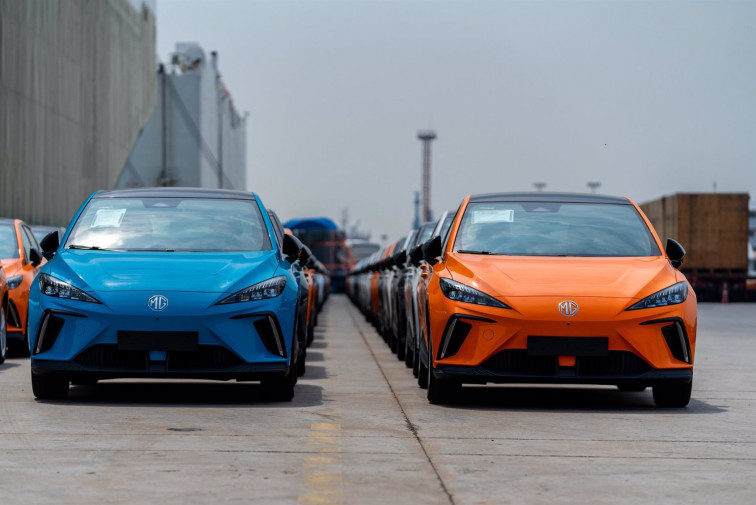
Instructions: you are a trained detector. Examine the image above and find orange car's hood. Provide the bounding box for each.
[446,253,677,300]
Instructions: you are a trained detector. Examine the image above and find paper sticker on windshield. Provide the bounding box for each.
[92,208,126,228]
[471,209,514,224]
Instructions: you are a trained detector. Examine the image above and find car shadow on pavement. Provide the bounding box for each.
[47,382,324,408]
[0,361,23,372]
[441,385,725,414]
[301,364,328,380]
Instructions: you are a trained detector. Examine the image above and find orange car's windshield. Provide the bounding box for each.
[0,223,19,259]
[454,202,660,257]
[66,197,272,252]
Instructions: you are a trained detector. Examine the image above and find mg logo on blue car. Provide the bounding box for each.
[148,295,169,312]
[558,300,578,317]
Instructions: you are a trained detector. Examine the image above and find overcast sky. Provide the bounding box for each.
[157,0,756,242]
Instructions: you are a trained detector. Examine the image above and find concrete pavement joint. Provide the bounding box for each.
[346,302,456,505]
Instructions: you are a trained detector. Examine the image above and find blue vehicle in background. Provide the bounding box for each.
[284,217,354,292]
[29,188,304,401]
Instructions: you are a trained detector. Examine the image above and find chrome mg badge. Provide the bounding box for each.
[558,300,579,317]
[147,295,169,312]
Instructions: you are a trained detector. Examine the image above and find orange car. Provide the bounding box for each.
[1,218,46,355]
[417,193,696,407]
[0,268,7,363]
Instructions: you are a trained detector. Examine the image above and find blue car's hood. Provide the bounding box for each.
[50,250,280,294]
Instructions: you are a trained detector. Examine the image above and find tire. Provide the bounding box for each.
[653,380,692,408]
[404,343,414,369]
[417,350,429,389]
[396,333,405,361]
[71,378,98,386]
[262,368,296,402]
[296,352,306,377]
[617,384,647,392]
[426,335,461,404]
[31,371,69,400]
[0,308,7,365]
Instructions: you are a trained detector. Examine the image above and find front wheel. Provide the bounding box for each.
[261,368,296,402]
[653,380,692,408]
[426,336,460,404]
[31,371,69,400]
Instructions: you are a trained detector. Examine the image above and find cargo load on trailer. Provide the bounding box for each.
[284,217,355,293]
[640,193,753,301]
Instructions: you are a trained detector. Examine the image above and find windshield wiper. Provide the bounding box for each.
[68,245,115,251]
[456,249,495,255]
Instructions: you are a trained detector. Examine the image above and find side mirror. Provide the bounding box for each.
[283,233,302,262]
[410,245,424,266]
[666,238,685,269]
[299,245,312,266]
[422,236,442,265]
[40,230,60,260]
[29,248,43,267]
[394,250,407,267]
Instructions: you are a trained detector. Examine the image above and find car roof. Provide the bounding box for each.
[468,192,630,205]
[94,187,255,200]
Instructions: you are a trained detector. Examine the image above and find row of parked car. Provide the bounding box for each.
[347,192,698,408]
[0,219,65,363]
[4,188,330,402]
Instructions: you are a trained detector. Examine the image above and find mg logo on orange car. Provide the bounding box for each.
[558,300,579,317]
[148,295,168,312]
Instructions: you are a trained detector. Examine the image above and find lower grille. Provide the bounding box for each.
[482,350,558,376]
[578,352,652,376]
[75,345,148,370]
[480,350,652,378]
[73,345,242,371]
[168,346,242,370]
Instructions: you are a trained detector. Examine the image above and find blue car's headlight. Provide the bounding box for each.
[39,273,101,303]
[7,275,23,290]
[439,277,510,309]
[217,276,287,305]
[627,281,688,310]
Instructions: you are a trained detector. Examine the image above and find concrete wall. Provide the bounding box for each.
[0,0,156,226]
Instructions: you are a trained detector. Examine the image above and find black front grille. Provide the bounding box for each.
[168,346,242,370]
[75,345,148,370]
[479,350,652,378]
[578,352,652,376]
[74,344,243,371]
[482,350,558,376]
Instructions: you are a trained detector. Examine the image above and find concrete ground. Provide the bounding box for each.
[0,296,754,504]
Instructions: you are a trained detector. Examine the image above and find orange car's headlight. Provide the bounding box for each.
[439,278,510,309]
[626,281,688,310]
[7,275,23,290]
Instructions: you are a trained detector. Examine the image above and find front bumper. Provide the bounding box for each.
[427,290,697,380]
[29,288,298,380]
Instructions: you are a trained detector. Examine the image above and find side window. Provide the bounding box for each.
[19,225,33,263]
[23,226,40,250]
[267,211,284,250]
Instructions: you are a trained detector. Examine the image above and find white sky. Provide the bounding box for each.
[157,0,756,242]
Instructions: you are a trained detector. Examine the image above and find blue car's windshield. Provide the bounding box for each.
[454,202,660,257]
[66,197,272,252]
[0,223,19,259]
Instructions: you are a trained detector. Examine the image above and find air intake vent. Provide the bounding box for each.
[438,318,472,360]
[254,315,287,358]
[661,323,691,364]
[34,313,65,354]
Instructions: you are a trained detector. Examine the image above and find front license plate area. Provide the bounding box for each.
[527,336,608,357]
[117,331,199,351]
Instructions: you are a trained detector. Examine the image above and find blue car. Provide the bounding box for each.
[29,188,304,401]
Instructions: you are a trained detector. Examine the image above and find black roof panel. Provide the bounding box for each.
[94,187,254,200]
[468,192,630,204]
